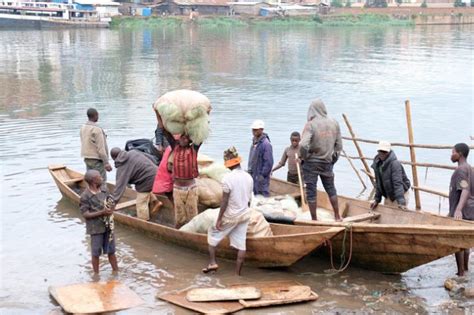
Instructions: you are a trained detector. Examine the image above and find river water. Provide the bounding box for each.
[0,24,473,314]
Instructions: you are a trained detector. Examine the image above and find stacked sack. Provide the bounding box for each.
[153,89,211,145]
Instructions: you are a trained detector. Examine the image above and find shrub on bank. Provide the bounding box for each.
[110,14,414,29]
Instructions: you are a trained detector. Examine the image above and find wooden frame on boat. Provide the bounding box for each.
[48,165,344,268]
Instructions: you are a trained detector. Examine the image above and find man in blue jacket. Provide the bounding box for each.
[248,120,273,197]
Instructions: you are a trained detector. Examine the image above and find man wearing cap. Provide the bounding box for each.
[370,141,411,209]
[204,147,254,275]
[300,99,343,221]
[248,120,273,197]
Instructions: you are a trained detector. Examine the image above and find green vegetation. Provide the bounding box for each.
[345,0,352,7]
[420,0,427,7]
[196,17,247,27]
[454,0,466,7]
[111,14,414,30]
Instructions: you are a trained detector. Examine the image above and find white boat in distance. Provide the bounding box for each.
[0,0,121,28]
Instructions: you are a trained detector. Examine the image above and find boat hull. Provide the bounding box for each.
[49,165,344,268]
[270,178,474,273]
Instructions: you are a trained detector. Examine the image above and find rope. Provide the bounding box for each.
[326,223,353,274]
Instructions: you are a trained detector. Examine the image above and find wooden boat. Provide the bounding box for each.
[269,178,474,273]
[48,165,344,268]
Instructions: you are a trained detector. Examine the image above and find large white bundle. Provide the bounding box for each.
[179,209,272,237]
[196,177,223,208]
[180,208,219,233]
[251,195,301,221]
[153,89,211,145]
[199,163,230,183]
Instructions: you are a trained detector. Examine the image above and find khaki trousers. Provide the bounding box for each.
[136,192,152,221]
[173,185,198,228]
[384,191,410,208]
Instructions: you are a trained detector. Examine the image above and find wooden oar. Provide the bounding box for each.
[295,153,309,212]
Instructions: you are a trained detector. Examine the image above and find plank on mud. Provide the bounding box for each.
[232,280,318,308]
[158,290,244,314]
[49,281,143,314]
[186,286,261,302]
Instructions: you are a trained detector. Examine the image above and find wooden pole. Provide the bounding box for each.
[342,114,376,187]
[405,100,421,210]
[341,136,474,150]
[411,186,448,198]
[342,149,367,189]
[341,154,457,171]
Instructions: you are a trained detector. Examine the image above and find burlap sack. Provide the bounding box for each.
[196,177,222,208]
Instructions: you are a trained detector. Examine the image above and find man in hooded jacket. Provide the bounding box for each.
[300,99,342,221]
[248,120,273,197]
[110,148,157,221]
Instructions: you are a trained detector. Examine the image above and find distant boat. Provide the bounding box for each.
[49,165,345,268]
[0,0,121,28]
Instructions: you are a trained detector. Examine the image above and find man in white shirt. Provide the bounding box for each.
[203,147,253,276]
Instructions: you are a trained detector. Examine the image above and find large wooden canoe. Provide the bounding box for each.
[269,178,474,273]
[49,165,344,268]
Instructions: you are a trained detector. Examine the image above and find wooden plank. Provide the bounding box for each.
[115,199,136,210]
[186,287,261,302]
[49,281,143,314]
[63,177,84,185]
[344,212,380,223]
[158,291,244,314]
[232,281,317,308]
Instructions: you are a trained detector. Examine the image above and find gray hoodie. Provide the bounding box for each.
[112,150,157,202]
[300,99,342,163]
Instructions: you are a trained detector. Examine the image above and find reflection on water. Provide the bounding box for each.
[0,25,472,313]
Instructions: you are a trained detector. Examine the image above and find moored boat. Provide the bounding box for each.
[49,165,344,268]
[0,0,120,28]
[269,178,474,273]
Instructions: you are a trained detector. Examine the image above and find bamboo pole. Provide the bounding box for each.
[342,149,367,189]
[412,186,448,198]
[342,114,376,187]
[341,154,457,171]
[405,100,421,210]
[342,137,474,150]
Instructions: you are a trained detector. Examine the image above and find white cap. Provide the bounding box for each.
[377,141,391,152]
[251,120,265,129]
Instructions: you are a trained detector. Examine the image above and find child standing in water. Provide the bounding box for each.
[79,169,118,274]
[272,131,301,184]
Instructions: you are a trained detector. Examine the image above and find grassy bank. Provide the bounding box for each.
[110,14,414,29]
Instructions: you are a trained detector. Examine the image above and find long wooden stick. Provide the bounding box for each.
[412,186,448,198]
[341,154,457,171]
[342,114,376,187]
[405,100,421,210]
[341,136,474,150]
[342,149,367,189]
[295,153,309,212]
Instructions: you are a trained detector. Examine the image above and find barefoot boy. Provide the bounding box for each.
[272,131,301,184]
[80,170,118,274]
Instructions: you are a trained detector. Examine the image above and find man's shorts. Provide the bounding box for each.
[302,160,337,203]
[208,217,250,251]
[91,231,115,257]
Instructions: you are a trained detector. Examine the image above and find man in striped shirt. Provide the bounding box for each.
[163,129,201,228]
